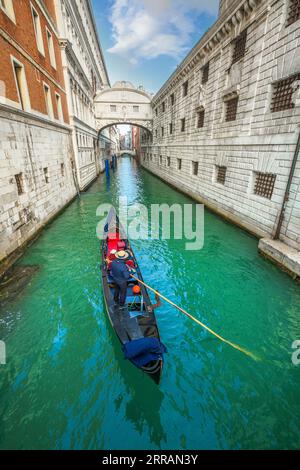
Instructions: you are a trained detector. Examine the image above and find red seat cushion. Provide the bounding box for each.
[107,232,120,254]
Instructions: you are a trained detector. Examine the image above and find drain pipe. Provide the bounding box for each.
[274,128,300,240]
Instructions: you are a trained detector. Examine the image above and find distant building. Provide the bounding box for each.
[54,0,110,189]
[132,126,140,158]
[0,0,76,263]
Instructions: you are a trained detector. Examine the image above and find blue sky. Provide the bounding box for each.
[92,0,219,95]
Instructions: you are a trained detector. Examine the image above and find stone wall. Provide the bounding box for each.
[0,106,76,262]
[141,0,300,250]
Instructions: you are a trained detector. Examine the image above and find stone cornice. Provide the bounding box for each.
[152,0,265,105]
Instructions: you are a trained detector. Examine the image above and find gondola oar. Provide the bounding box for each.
[130,274,260,361]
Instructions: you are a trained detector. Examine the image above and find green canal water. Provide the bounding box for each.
[0,157,300,450]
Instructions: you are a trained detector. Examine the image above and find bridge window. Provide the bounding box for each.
[155,108,158,116]
[167,157,170,167]
[110,105,116,112]
[155,129,158,138]
[159,155,162,165]
[161,126,164,137]
[170,93,175,106]
[169,123,173,134]
[162,101,165,112]
[15,173,24,195]
[133,105,139,112]
[177,158,182,170]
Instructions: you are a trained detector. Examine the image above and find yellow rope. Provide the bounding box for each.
[131,274,260,361]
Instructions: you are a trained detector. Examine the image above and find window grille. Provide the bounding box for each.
[177,158,182,170]
[15,173,24,195]
[183,81,188,97]
[286,0,300,26]
[216,166,227,185]
[254,172,276,199]
[181,118,186,132]
[232,29,247,65]
[271,73,300,112]
[202,63,209,84]
[225,96,239,121]
[192,161,198,176]
[197,109,205,128]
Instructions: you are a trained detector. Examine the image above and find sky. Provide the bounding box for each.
[92,0,219,95]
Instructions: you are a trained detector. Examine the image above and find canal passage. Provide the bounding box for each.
[0,157,300,450]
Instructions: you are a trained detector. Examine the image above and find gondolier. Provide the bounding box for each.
[111,250,131,306]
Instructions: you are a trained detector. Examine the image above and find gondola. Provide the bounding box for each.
[100,207,166,384]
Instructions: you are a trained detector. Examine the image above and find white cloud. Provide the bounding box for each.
[107,0,219,64]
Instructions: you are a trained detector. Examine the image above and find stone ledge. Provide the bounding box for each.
[258,238,300,281]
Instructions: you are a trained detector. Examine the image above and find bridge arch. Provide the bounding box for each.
[94,81,153,133]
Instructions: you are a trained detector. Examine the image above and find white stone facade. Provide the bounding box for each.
[141,0,300,251]
[0,107,76,261]
[55,0,110,190]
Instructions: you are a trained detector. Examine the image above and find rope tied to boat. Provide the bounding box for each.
[130,274,260,361]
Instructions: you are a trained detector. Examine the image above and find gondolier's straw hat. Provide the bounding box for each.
[115,250,129,260]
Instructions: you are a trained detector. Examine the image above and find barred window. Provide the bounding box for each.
[225,96,239,121]
[271,73,300,112]
[167,157,170,167]
[177,158,182,170]
[61,163,65,177]
[202,63,209,84]
[155,129,158,138]
[254,172,276,199]
[169,123,173,134]
[192,161,199,176]
[216,166,227,185]
[286,0,300,26]
[155,108,158,116]
[181,118,186,132]
[15,173,24,195]
[159,155,162,165]
[161,126,164,137]
[183,81,188,97]
[170,93,175,105]
[162,101,165,112]
[43,167,49,184]
[232,29,247,65]
[197,109,205,128]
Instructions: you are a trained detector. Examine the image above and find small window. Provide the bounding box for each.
[155,129,158,138]
[167,157,170,167]
[43,167,49,184]
[180,118,186,132]
[155,108,158,116]
[177,158,182,170]
[12,59,31,111]
[55,93,63,121]
[202,63,209,84]
[61,163,65,176]
[271,73,300,112]
[31,4,45,55]
[15,173,24,195]
[159,155,162,165]
[169,122,173,135]
[161,126,164,137]
[254,172,276,199]
[110,105,116,112]
[232,29,247,65]
[192,161,198,176]
[183,81,188,97]
[133,105,139,112]
[0,0,15,22]
[170,93,175,106]
[216,166,227,185]
[162,101,165,112]
[197,109,205,128]
[46,28,56,69]
[44,83,54,118]
[225,97,239,121]
[286,0,300,26]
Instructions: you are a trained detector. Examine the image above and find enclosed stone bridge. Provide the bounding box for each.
[94,81,153,134]
[117,150,136,157]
